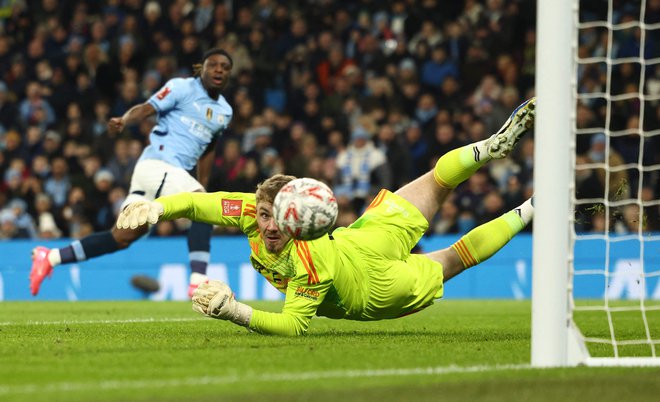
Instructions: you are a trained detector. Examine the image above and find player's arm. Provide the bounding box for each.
[109,78,185,134]
[107,102,156,134]
[116,192,255,229]
[248,277,332,336]
[160,192,255,227]
[196,139,217,188]
[192,274,331,336]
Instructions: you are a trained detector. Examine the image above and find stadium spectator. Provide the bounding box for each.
[0,80,15,131]
[0,208,30,240]
[420,45,458,91]
[19,82,56,130]
[34,193,62,239]
[334,125,391,213]
[105,138,137,189]
[375,123,413,189]
[44,156,71,209]
[586,133,630,201]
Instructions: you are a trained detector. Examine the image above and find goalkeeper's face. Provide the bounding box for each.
[201,54,232,93]
[256,202,291,254]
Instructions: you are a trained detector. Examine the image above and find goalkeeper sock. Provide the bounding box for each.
[188,222,212,275]
[452,198,533,269]
[433,140,491,189]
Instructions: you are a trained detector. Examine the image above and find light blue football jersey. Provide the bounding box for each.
[141,77,233,171]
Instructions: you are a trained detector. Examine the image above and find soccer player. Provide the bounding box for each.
[29,48,234,297]
[117,98,536,336]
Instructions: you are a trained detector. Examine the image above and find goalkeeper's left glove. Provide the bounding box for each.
[116,200,164,229]
[192,280,253,327]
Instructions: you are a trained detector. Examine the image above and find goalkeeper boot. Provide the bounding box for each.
[486,97,536,159]
[188,272,209,299]
[30,246,53,296]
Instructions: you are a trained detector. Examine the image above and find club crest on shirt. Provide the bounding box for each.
[217,114,225,124]
[206,108,212,121]
[295,286,319,301]
[221,199,242,216]
[156,87,171,100]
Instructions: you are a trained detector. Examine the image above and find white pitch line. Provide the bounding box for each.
[0,317,206,326]
[0,364,531,396]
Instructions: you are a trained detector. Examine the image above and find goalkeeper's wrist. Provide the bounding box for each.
[229,302,253,327]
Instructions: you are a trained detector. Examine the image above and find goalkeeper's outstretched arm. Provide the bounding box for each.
[157,192,242,226]
[192,281,315,336]
[192,275,331,336]
[117,191,255,229]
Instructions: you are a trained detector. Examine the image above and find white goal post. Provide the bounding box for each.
[532,0,660,367]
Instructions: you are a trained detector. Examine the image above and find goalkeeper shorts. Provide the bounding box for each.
[334,190,444,319]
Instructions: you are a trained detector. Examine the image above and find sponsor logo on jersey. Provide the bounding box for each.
[295,286,319,301]
[222,199,242,216]
[206,108,212,121]
[180,116,213,140]
[156,87,171,100]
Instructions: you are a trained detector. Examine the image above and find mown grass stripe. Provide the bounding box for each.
[0,364,530,395]
[0,317,205,326]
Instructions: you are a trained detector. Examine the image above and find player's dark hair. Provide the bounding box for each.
[256,174,296,205]
[192,48,233,76]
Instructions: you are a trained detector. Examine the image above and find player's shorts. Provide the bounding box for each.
[121,159,204,209]
[335,190,444,320]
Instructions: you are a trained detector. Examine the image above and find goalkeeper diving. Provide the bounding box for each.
[118,98,537,336]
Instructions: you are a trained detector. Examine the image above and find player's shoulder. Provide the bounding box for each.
[216,94,233,115]
[156,77,195,99]
[164,77,194,88]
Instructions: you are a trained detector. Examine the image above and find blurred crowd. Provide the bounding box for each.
[0,0,658,242]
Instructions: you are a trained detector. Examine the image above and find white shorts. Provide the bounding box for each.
[121,159,204,209]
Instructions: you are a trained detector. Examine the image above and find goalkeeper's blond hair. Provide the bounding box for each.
[256,174,296,205]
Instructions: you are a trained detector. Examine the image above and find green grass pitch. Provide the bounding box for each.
[1,300,659,402]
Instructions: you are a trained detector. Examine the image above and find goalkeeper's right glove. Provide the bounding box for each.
[192,280,253,327]
[116,201,164,229]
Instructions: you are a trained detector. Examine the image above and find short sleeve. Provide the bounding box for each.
[148,78,188,114]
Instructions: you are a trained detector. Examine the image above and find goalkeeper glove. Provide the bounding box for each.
[192,280,253,327]
[116,201,164,229]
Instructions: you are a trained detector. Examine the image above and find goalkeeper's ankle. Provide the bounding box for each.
[473,139,493,164]
[48,249,62,267]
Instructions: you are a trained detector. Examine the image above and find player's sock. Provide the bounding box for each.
[47,248,62,266]
[433,141,491,189]
[452,198,533,268]
[188,222,212,276]
[58,231,120,264]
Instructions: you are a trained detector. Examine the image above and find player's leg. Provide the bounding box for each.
[426,197,534,281]
[156,164,212,297]
[187,215,213,297]
[395,97,536,224]
[29,217,149,296]
[29,161,161,296]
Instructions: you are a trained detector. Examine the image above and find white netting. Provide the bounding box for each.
[570,0,660,361]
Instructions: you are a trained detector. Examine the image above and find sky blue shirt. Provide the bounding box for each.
[141,77,233,171]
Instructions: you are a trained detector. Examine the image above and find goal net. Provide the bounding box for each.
[532,0,660,366]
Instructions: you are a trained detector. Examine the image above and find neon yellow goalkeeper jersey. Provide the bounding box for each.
[157,190,444,336]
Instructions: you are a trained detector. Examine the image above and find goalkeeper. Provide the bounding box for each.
[118,98,536,336]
